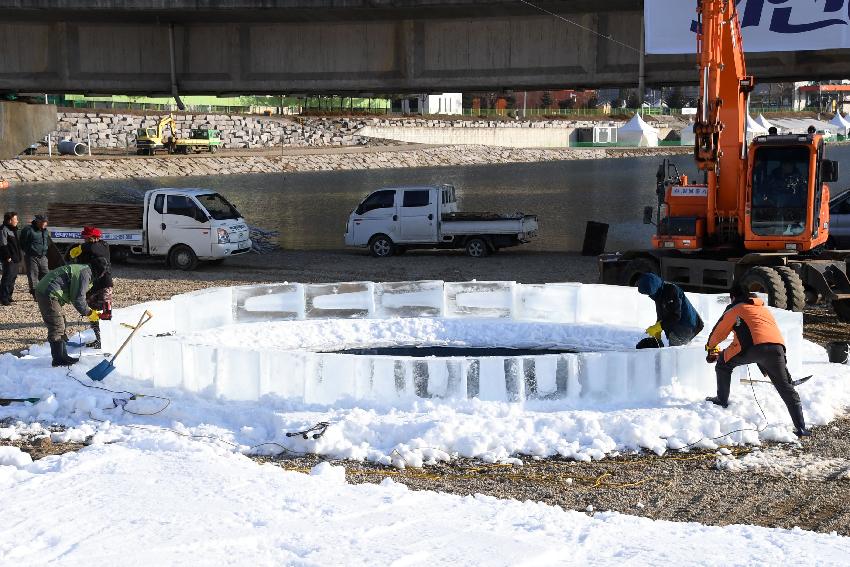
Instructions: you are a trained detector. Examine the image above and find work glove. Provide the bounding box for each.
[645,321,663,340]
[705,346,720,364]
[69,245,82,259]
[88,310,100,323]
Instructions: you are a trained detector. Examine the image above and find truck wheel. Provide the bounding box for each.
[111,246,130,264]
[775,266,806,312]
[369,235,394,258]
[466,238,490,258]
[739,266,788,310]
[622,257,660,287]
[169,245,198,270]
[210,145,219,154]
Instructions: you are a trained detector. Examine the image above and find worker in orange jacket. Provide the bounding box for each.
[704,283,810,437]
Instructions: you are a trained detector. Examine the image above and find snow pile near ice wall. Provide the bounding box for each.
[99,281,803,406]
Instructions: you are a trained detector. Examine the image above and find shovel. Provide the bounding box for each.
[86,310,153,382]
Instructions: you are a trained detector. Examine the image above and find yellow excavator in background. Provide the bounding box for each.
[135,114,176,156]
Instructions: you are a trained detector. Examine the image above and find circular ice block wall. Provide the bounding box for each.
[99,281,804,406]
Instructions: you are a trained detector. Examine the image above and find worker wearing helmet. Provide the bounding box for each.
[69,226,110,265]
[34,261,108,367]
[704,283,809,437]
[637,272,704,347]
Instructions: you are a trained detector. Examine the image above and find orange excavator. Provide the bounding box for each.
[600,0,850,321]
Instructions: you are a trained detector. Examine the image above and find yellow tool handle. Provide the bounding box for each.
[110,310,153,363]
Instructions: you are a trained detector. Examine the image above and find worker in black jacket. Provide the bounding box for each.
[0,212,22,305]
[637,272,704,346]
[70,226,110,265]
[85,256,113,349]
[19,214,53,295]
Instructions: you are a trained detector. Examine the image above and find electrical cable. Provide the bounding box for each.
[516,0,643,54]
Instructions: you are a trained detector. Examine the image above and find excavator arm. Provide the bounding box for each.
[693,0,753,243]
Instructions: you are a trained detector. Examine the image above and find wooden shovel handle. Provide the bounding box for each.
[110,310,153,363]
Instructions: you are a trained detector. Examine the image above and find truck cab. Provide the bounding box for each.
[144,189,251,269]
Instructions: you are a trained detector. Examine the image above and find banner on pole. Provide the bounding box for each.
[645,0,850,54]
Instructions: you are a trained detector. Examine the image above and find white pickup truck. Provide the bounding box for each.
[344,185,538,257]
[49,188,252,270]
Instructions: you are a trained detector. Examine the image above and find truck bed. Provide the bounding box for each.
[47,203,144,230]
[440,212,538,238]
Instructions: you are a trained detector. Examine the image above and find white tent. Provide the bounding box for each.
[756,114,774,131]
[746,114,768,135]
[618,114,659,147]
[830,112,850,137]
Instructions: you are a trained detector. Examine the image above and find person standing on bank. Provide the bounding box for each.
[637,272,704,346]
[19,214,52,295]
[34,262,107,367]
[0,212,22,306]
[69,226,110,265]
[704,283,810,437]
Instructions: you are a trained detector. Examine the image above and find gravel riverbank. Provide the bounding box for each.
[0,145,691,185]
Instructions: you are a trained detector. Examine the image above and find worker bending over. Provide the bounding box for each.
[637,273,704,346]
[705,284,810,437]
[85,257,112,349]
[35,261,108,367]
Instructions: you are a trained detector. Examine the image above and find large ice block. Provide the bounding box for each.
[259,350,306,399]
[181,343,216,393]
[444,282,516,319]
[477,357,508,401]
[215,347,260,401]
[305,282,374,319]
[235,284,305,322]
[374,281,445,318]
[515,284,581,324]
[173,287,234,334]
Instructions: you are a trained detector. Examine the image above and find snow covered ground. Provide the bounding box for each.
[2,432,850,566]
[2,314,850,563]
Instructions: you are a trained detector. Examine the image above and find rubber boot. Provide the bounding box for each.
[705,396,728,408]
[789,402,810,437]
[86,321,101,349]
[51,340,78,367]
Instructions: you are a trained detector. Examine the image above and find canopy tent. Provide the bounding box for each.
[829,112,850,137]
[618,114,659,147]
[756,114,775,132]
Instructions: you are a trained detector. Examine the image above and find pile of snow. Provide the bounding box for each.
[717,446,850,480]
[1,435,848,565]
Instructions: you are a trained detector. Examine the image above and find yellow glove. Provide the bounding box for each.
[645,321,663,340]
[69,245,82,259]
[88,310,100,323]
[705,345,720,363]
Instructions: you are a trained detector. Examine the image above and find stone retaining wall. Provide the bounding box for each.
[0,145,691,185]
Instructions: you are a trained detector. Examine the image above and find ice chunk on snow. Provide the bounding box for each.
[309,461,347,483]
[0,446,33,468]
[444,282,516,318]
[236,283,305,321]
[305,282,374,319]
[374,281,445,318]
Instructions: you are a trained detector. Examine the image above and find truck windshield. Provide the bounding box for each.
[751,146,810,237]
[196,193,241,220]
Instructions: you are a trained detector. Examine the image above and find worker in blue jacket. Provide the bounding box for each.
[637,272,704,347]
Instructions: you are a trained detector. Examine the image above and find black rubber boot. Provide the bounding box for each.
[789,402,810,437]
[705,396,728,408]
[86,321,101,349]
[51,340,78,367]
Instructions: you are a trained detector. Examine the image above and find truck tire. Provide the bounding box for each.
[622,256,660,287]
[775,266,806,312]
[369,235,394,258]
[169,245,199,271]
[465,237,490,258]
[739,266,788,310]
[210,145,219,154]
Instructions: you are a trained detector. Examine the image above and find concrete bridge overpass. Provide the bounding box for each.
[0,0,848,96]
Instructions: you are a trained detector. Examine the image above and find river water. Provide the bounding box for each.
[3,146,850,252]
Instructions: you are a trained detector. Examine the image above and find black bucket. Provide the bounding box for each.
[582,221,609,256]
[827,341,849,364]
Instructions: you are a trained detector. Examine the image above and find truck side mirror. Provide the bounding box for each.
[823,160,839,183]
[643,206,655,225]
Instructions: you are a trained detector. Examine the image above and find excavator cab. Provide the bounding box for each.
[745,134,836,252]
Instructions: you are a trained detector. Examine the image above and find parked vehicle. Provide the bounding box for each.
[48,188,252,270]
[828,189,850,249]
[344,184,538,257]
